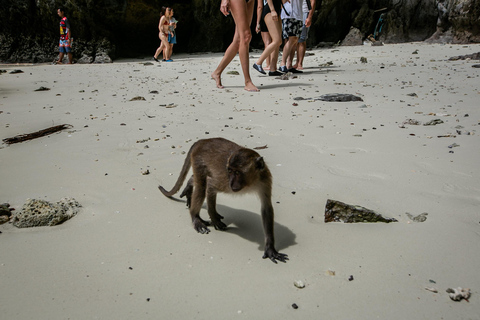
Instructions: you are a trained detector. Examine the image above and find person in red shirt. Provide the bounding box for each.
[56,7,73,64]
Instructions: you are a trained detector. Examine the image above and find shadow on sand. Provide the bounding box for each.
[216,204,296,253]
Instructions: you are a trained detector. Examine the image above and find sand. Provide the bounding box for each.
[1,42,479,319]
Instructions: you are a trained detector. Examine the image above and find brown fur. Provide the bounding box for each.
[159,138,288,263]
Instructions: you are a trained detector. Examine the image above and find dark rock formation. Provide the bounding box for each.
[316,93,363,102]
[11,198,81,228]
[324,199,398,223]
[0,0,478,63]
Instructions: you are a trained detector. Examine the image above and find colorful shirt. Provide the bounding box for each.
[60,17,70,40]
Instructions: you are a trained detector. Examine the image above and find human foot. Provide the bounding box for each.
[211,72,224,89]
[244,82,260,92]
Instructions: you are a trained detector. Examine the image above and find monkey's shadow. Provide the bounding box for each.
[216,204,297,252]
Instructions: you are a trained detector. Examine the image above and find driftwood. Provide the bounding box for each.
[2,124,73,145]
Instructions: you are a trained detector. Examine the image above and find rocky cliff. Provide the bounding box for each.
[0,0,478,63]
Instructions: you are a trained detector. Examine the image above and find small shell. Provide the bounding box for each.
[424,287,438,293]
[294,280,305,288]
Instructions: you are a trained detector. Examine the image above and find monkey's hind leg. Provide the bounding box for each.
[179,176,194,208]
[206,182,226,231]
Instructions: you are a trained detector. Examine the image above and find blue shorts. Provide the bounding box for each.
[168,33,176,44]
[299,12,310,43]
[59,39,71,53]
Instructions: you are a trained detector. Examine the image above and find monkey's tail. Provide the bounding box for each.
[158,147,192,197]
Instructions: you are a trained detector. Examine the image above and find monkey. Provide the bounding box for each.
[158,137,288,263]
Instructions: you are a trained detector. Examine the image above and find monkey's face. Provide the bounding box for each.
[227,167,246,192]
[227,150,265,192]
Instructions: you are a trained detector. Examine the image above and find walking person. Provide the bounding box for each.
[166,13,178,61]
[255,0,272,71]
[252,0,284,76]
[293,0,315,70]
[279,0,304,73]
[211,0,259,92]
[153,7,173,62]
[56,7,73,64]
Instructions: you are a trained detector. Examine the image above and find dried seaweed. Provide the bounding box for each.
[2,124,73,145]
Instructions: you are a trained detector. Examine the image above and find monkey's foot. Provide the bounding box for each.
[211,219,227,231]
[179,187,193,208]
[193,217,211,234]
[263,248,289,264]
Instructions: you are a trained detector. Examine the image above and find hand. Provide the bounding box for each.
[305,17,312,27]
[271,11,278,21]
[255,24,261,33]
[220,0,230,16]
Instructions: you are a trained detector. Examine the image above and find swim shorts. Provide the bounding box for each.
[59,40,71,53]
[282,19,303,39]
[168,33,177,44]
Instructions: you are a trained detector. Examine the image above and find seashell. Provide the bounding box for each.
[293,280,305,288]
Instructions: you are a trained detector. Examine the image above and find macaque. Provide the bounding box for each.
[159,138,288,263]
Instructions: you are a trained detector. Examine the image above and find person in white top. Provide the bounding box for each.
[279,0,305,73]
[293,0,315,70]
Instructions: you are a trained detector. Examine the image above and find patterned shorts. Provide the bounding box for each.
[59,39,71,53]
[282,19,303,39]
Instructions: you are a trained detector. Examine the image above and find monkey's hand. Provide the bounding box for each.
[193,217,211,234]
[263,247,288,264]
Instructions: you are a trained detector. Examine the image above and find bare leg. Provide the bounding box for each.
[261,32,272,69]
[256,15,282,71]
[295,42,306,69]
[57,52,65,64]
[286,37,299,69]
[212,0,258,91]
[280,36,297,69]
[67,52,73,64]
[154,43,165,59]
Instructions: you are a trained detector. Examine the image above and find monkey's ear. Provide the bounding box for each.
[255,157,265,170]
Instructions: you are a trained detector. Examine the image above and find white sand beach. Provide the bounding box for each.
[1,42,479,319]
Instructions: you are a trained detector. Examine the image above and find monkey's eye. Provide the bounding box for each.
[227,168,232,174]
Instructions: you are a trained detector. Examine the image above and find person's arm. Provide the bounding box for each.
[305,0,315,27]
[256,1,264,33]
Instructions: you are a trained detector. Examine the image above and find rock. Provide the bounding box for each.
[0,203,13,217]
[34,86,50,91]
[294,280,305,288]
[448,52,480,61]
[423,119,444,126]
[399,118,421,128]
[11,198,81,228]
[315,94,363,102]
[324,199,398,223]
[405,212,428,222]
[446,287,470,301]
[130,96,146,101]
[341,27,363,46]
